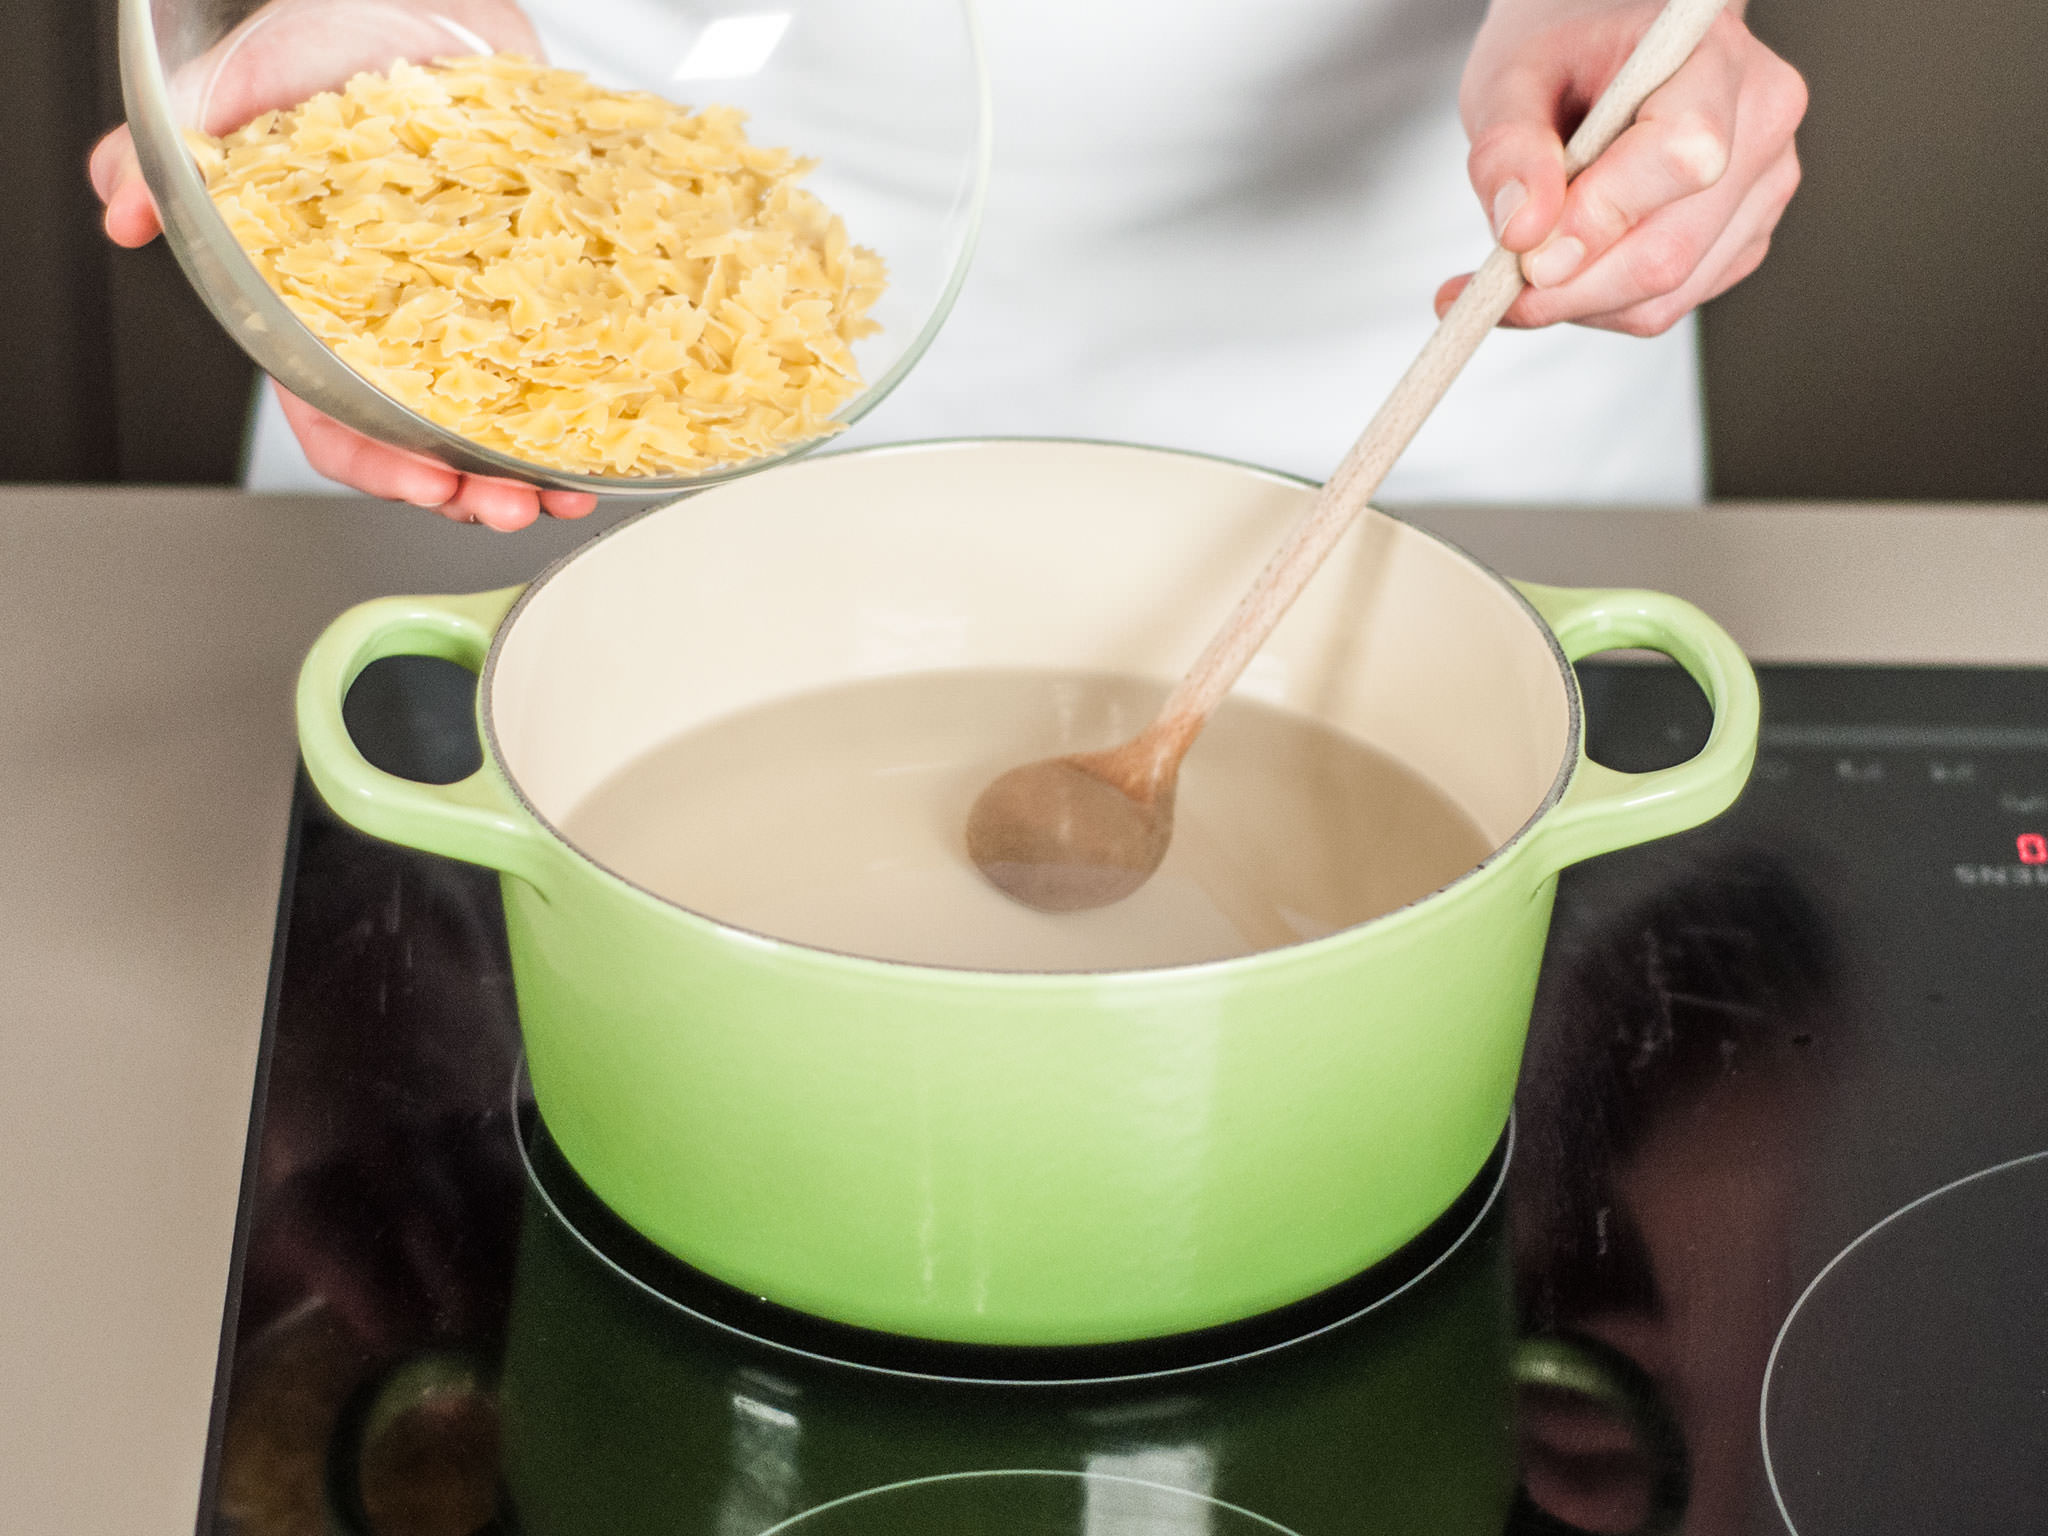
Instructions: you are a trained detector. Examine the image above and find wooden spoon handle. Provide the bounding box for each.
[1145,0,1731,763]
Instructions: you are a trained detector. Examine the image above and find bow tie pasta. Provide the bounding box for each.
[189,55,887,477]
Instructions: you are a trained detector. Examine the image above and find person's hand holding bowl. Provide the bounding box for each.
[90,0,599,530]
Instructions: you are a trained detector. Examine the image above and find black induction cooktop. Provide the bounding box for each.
[195,660,2048,1536]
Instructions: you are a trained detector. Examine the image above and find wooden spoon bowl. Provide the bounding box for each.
[966,748,1176,912]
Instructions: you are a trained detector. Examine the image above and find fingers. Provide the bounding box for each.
[1467,107,1569,253]
[447,480,598,530]
[1564,146,1799,336]
[276,384,461,509]
[87,127,126,202]
[456,482,600,529]
[538,489,600,520]
[1461,5,1647,253]
[274,384,597,530]
[1518,29,1745,291]
[447,476,545,532]
[1506,137,1801,334]
[1449,7,1807,334]
[1458,60,1564,256]
[1432,142,1800,331]
[88,126,164,248]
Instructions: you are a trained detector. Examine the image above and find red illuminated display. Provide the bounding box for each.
[2018,833,2048,865]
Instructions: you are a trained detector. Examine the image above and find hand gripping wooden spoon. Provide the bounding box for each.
[967,0,1730,913]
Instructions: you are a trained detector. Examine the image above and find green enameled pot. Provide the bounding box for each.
[296,439,1757,1346]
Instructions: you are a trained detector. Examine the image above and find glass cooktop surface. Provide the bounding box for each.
[196,661,2048,1536]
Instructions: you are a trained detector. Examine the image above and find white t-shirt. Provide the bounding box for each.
[245,0,1704,502]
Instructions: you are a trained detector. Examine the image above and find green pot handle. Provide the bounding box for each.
[1513,582,1759,881]
[296,587,553,892]
[1514,1332,1690,1536]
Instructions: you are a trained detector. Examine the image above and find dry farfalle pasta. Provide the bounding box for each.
[189,54,886,476]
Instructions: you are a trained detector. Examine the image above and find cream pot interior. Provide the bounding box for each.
[487,438,1573,909]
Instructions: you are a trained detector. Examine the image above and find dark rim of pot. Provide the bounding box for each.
[476,437,1585,978]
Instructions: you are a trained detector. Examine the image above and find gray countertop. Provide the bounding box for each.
[3,485,2043,1532]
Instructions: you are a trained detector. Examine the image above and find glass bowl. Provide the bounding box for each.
[117,0,989,496]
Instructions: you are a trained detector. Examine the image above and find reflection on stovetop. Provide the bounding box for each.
[199,663,2048,1536]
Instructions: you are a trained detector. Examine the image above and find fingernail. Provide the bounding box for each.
[1524,236,1585,289]
[1491,179,1528,241]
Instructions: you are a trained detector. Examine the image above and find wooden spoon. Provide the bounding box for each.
[967,0,1730,913]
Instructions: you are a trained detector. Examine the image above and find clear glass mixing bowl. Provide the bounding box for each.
[118,0,989,495]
